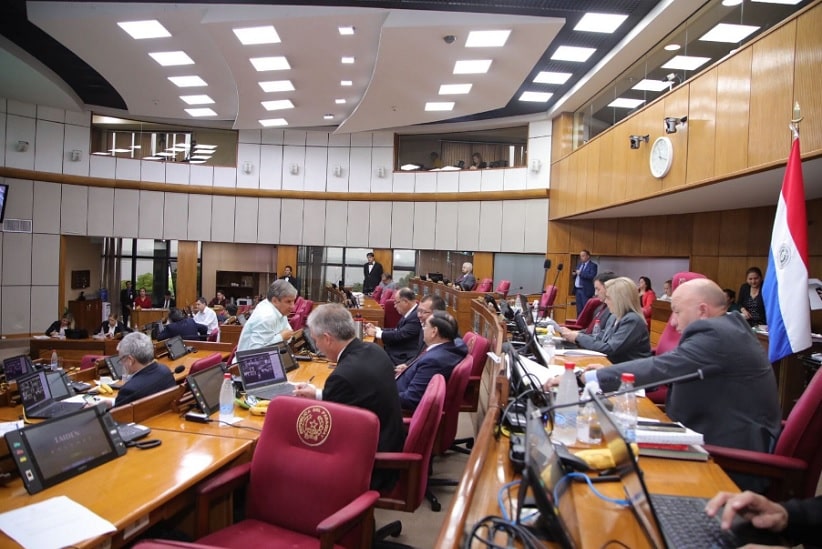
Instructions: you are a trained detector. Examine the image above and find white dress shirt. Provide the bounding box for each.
[236,299,292,352]
[194,306,219,334]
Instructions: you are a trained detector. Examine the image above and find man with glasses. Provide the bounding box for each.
[102,332,175,409]
[393,294,445,377]
[365,287,420,365]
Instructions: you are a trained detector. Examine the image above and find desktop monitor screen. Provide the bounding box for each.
[165,336,188,360]
[0,184,8,223]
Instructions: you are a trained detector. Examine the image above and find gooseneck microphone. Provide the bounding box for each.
[551,263,564,289]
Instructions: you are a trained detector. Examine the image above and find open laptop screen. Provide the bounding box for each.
[235,345,288,390]
[2,354,33,382]
[18,371,53,409]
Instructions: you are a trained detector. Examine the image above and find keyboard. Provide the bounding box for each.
[649,494,738,549]
[250,382,296,401]
[117,423,151,443]
[29,400,85,419]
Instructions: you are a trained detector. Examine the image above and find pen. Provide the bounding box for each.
[308,375,315,384]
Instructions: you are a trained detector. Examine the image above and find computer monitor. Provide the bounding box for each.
[164,335,189,360]
[186,363,227,415]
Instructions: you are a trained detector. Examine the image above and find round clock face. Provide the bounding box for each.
[649,136,674,178]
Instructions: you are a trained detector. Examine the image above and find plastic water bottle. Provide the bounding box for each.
[577,400,602,444]
[50,350,59,371]
[553,363,579,446]
[541,335,556,364]
[612,373,637,443]
[591,319,602,337]
[219,373,235,422]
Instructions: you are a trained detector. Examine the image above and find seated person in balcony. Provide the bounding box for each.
[45,313,74,337]
[156,308,208,341]
[134,287,153,309]
[378,272,399,292]
[100,332,176,409]
[97,314,131,338]
[558,277,651,364]
[429,151,443,169]
[453,262,476,291]
[365,287,420,365]
[396,311,467,411]
[737,266,766,327]
[237,280,297,352]
[469,152,486,170]
[209,290,227,308]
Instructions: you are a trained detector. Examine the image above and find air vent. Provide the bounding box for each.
[2,219,33,233]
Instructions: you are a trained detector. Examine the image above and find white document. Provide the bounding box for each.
[554,348,607,357]
[0,496,116,549]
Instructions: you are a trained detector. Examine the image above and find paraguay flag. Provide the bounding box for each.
[762,137,811,363]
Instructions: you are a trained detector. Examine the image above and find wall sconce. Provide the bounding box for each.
[70,149,82,162]
[376,166,386,178]
[333,165,343,178]
[665,72,681,90]
[242,161,253,174]
[529,159,541,173]
[16,140,29,152]
[629,134,649,149]
[289,163,300,175]
[664,116,688,134]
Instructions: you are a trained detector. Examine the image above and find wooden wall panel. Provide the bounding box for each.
[794,3,822,154]
[718,209,753,255]
[715,257,751,295]
[583,138,599,211]
[746,205,776,255]
[472,252,494,282]
[616,218,642,256]
[551,113,575,163]
[640,216,673,256]
[691,211,721,256]
[592,218,619,255]
[548,220,571,253]
[689,256,718,282]
[597,131,615,207]
[686,68,718,185]
[276,245,298,278]
[661,85,691,190]
[715,48,752,176]
[373,250,393,276]
[807,198,822,256]
[176,241,199,309]
[568,222,595,256]
[568,148,583,214]
[748,22,796,167]
[608,121,629,207]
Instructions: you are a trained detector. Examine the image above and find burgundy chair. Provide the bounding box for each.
[704,367,822,501]
[563,297,601,330]
[206,329,220,342]
[188,352,223,375]
[80,354,105,371]
[495,280,511,298]
[144,397,381,549]
[458,331,491,413]
[379,288,395,307]
[382,299,402,329]
[371,286,383,302]
[474,278,493,293]
[290,313,306,331]
[538,285,558,319]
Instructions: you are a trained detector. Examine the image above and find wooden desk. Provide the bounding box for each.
[219,324,242,345]
[132,308,168,328]
[30,337,119,367]
[410,278,489,339]
[0,431,252,548]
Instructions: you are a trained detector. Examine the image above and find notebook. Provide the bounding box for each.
[165,335,190,360]
[2,354,34,382]
[4,404,128,494]
[235,345,295,400]
[590,393,787,549]
[186,362,227,415]
[18,370,85,420]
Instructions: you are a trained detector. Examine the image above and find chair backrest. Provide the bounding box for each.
[189,352,223,375]
[290,312,306,331]
[80,354,105,371]
[383,299,403,329]
[371,286,383,302]
[206,328,220,342]
[460,332,490,412]
[655,271,707,355]
[297,299,314,316]
[379,288,395,306]
[247,396,380,541]
[572,297,601,329]
[475,278,493,293]
[774,367,822,498]
[436,355,473,454]
[538,285,558,318]
[495,280,511,297]
[226,344,237,366]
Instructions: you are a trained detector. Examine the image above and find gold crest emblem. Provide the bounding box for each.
[296,405,333,446]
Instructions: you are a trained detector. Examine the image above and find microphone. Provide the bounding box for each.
[551,262,564,288]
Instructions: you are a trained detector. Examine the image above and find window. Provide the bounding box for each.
[107,238,187,307]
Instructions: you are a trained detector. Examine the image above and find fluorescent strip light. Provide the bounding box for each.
[551,46,596,62]
[465,30,510,48]
[109,148,132,153]
[261,99,295,111]
[150,51,194,66]
[519,91,553,102]
[341,56,355,64]
[118,20,170,40]
[338,26,355,35]
[700,23,759,43]
[185,108,217,117]
[233,25,280,45]
[168,76,207,87]
[632,79,670,92]
[180,95,214,105]
[439,84,472,95]
[533,71,571,85]
[335,99,346,104]
[425,102,455,111]
[751,0,801,4]
[156,151,177,157]
[250,56,290,71]
[341,80,352,86]
[453,59,492,74]
[661,55,711,71]
[664,44,681,51]
[722,0,743,5]
[194,144,217,150]
[259,80,295,92]
[190,155,211,160]
[323,114,334,120]
[143,156,163,160]
[189,160,207,164]
[259,118,288,127]
[608,98,645,109]
[574,13,628,33]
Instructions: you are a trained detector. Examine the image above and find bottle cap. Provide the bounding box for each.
[224,373,231,379]
[620,372,635,383]
[564,362,575,370]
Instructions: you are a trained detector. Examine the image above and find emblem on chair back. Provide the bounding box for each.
[296,405,333,446]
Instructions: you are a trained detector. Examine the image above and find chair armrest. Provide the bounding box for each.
[195,462,252,537]
[374,452,422,470]
[316,490,380,549]
[704,445,808,477]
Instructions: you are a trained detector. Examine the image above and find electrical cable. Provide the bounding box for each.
[554,472,630,507]
[462,515,545,549]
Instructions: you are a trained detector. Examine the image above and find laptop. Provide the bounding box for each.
[235,345,295,400]
[18,370,85,419]
[590,393,787,548]
[165,335,190,360]
[2,354,34,382]
[186,362,227,415]
[4,404,128,494]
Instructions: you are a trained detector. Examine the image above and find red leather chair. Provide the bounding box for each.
[474,278,493,293]
[188,352,223,375]
[495,280,511,297]
[538,285,558,319]
[382,299,402,329]
[371,286,383,303]
[458,331,491,413]
[80,354,105,371]
[206,328,220,342]
[563,297,601,330]
[226,344,237,366]
[290,313,306,331]
[145,397,381,549]
[704,366,822,500]
[379,288,395,307]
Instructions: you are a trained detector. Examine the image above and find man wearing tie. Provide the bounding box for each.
[573,249,598,317]
[280,265,300,296]
[160,291,175,309]
[362,252,383,295]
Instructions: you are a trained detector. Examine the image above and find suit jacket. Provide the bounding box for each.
[156,318,208,341]
[120,287,136,313]
[158,297,176,309]
[455,273,476,291]
[396,339,468,410]
[45,321,67,336]
[280,275,300,295]
[114,361,176,408]
[575,260,598,298]
[363,261,384,294]
[595,312,781,457]
[575,311,650,364]
[381,305,422,365]
[97,321,131,337]
[323,338,405,492]
[783,496,822,546]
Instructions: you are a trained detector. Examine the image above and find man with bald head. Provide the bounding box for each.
[585,279,780,470]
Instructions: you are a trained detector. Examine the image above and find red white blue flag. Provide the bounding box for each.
[763,137,811,363]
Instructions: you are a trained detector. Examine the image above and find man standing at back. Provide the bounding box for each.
[573,249,598,316]
[363,252,383,295]
[280,265,300,296]
[237,280,297,351]
[365,287,421,365]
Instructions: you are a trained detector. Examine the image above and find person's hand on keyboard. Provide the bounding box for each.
[705,491,789,533]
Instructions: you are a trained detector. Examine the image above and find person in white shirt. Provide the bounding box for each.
[236,280,297,352]
[193,297,219,337]
[659,279,673,302]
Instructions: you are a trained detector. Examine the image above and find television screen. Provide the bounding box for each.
[0,184,8,223]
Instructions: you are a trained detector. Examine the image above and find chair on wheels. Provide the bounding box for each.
[563,297,601,330]
[139,396,381,549]
[495,280,511,297]
[458,331,491,414]
[188,352,223,375]
[537,285,558,319]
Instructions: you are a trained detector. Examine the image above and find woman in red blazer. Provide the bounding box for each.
[638,276,656,330]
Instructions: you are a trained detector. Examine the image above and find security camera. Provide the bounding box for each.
[443,35,456,44]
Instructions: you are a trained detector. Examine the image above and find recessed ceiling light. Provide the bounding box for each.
[185,108,217,117]
[250,56,290,72]
[261,99,295,111]
[233,25,280,45]
[180,95,214,105]
[341,80,352,86]
[608,98,645,109]
[751,0,801,4]
[168,76,207,87]
[259,118,288,127]
[574,13,629,34]
[453,59,492,74]
[144,156,163,160]
[341,56,355,64]
[439,84,472,95]
[194,144,217,150]
[519,91,553,102]
[189,160,207,164]
[149,51,194,66]
[664,43,681,51]
[551,46,596,63]
[259,80,295,93]
[700,23,759,43]
[190,155,211,160]
[534,71,572,85]
[118,20,171,40]
[661,55,711,71]
[722,0,743,5]
[323,114,334,120]
[335,99,346,104]
[425,102,455,112]
[338,26,355,35]
[109,148,133,153]
[632,79,670,92]
[465,30,511,48]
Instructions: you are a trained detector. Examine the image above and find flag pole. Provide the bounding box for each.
[790,101,802,139]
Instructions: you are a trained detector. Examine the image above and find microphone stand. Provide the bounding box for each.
[551,264,564,289]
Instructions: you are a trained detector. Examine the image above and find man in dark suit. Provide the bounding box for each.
[158,291,176,309]
[280,265,300,296]
[156,308,208,341]
[364,287,421,365]
[573,249,598,317]
[396,311,467,411]
[454,262,476,291]
[393,294,446,376]
[120,281,136,327]
[98,332,176,408]
[362,252,383,295]
[294,303,405,492]
[97,314,132,338]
